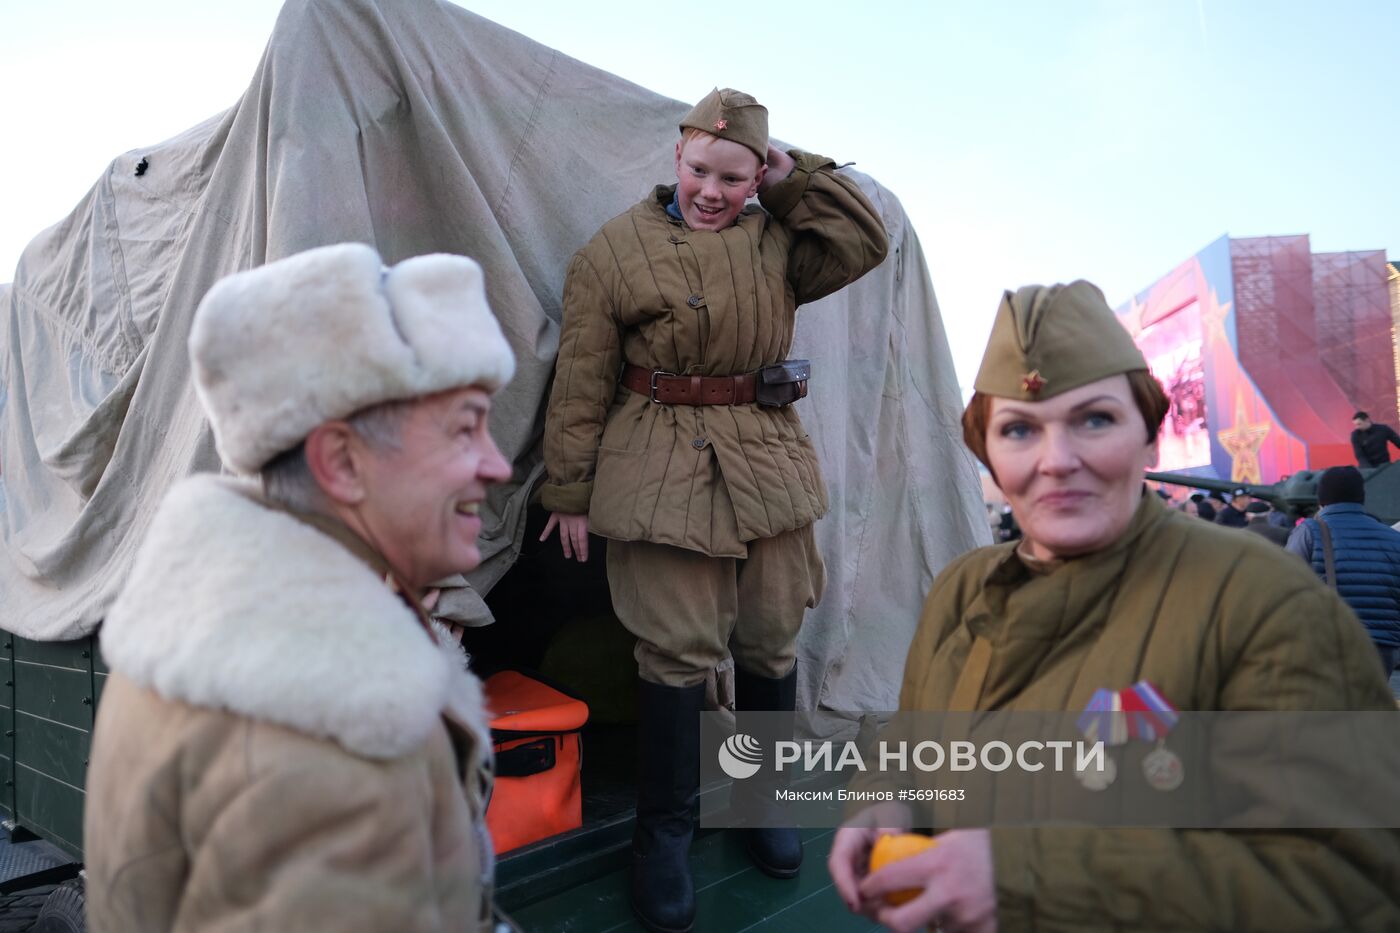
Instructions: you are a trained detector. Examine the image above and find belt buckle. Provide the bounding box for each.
[649,370,676,403]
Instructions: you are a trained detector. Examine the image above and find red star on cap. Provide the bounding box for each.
[714,119,728,130]
[1021,370,1047,396]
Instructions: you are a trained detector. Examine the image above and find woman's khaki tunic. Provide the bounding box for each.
[541,151,888,557]
[899,493,1400,930]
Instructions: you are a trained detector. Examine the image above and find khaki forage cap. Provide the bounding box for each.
[973,280,1147,400]
[679,87,768,164]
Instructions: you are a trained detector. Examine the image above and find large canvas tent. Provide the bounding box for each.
[0,0,987,710]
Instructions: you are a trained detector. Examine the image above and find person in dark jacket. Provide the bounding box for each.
[1351,411,1400,468]
[1214,487,1251,528]
[1183,493,1218,522]
[1245,501,1290,546]
[1287,465,1400,672]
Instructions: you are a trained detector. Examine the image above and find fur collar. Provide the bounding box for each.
[101,474,488,759]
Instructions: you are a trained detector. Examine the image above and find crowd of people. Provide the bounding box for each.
[75,85,1399,933]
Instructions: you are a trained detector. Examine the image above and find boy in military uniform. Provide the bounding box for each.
[541,88,888,932]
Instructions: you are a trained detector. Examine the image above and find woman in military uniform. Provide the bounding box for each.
[829,281,1400,933]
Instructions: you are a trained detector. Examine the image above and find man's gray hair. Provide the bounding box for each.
[260,398,416,512]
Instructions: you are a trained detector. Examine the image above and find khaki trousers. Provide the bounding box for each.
[607,524,826,688]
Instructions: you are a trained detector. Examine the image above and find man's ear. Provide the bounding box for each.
[675,140,685,179]
[304,422,366,505]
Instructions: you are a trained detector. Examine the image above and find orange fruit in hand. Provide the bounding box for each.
[868,833,937,906]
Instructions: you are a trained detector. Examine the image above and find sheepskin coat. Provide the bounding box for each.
[84,475,495,933]
[541,151,889,557]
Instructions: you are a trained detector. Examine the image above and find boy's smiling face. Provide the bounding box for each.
[673,131,765,231]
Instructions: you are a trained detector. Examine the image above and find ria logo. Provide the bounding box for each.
[717,733,764,780]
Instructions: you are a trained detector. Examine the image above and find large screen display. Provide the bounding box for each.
[1136,301,1210,470]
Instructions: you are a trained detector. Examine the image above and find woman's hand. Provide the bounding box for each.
[857,828,997,933]
[758,144,796,193]
[540,512,590,562]
[828,825,879,914]
[828,803,914,916]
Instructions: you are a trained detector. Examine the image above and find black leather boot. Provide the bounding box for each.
[631,679,704,933]
[732,666,803,878]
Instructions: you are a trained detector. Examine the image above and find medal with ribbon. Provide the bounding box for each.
[1120,680,1183,791]
[1075,681,1182,792]
[1073,688,1125,791]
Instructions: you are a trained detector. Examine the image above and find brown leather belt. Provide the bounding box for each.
[621,363,757,405]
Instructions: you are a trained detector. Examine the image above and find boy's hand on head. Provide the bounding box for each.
[758,145,795,192]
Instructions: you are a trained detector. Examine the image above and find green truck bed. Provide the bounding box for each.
[0,635,103,859]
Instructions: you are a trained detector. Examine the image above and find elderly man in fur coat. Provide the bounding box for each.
[83,243,515,933]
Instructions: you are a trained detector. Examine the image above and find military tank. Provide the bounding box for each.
[1146,462,1400,525]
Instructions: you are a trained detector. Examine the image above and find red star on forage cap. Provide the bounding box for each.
[714,119,728,130]
[1021,370,1047,396]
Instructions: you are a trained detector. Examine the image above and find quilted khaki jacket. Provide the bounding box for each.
[85,476,496,933]
[900,493,1400,930]
[541,151,888,557]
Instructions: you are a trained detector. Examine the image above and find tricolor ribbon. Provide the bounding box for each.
[1076,687,1128,746]
[1119,680,1179,742]
[1078,681,1178,746]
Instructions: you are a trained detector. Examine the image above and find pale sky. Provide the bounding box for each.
[2,1,1395,391]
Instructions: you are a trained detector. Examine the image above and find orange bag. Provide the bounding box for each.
[483,670,589,854]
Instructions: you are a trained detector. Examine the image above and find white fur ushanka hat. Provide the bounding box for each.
[190,243,515,475]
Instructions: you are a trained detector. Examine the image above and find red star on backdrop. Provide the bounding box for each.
[1216,392,1270,483]
[1200,288,1232,349]
[714,119,727,130]
[1021,370,1047,396]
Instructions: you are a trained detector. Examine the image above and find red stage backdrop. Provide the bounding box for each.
[1117,235,1394,485]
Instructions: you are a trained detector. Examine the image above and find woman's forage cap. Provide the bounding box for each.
[189,242,515,476]
[679,87,768,164]
[973,280,1148,401]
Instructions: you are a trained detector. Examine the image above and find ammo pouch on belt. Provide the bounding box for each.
[756,359,811,408]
